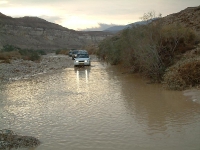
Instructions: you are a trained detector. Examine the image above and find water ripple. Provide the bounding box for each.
[1,62,200,150]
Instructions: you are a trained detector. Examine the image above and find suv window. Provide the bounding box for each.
[77,54,89,58]
[72,50,79,54]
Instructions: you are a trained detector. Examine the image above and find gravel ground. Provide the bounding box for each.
[0,53,74,82]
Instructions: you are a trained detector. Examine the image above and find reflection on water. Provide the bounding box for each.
[75,67,90,94]
[119,74,200,134]
[0,62,200,150]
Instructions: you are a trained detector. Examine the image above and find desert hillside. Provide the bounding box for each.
[0,13,113,50]
[161,6,200,35]
[97,6,200,90]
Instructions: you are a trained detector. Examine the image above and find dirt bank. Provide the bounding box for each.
[0,53,74,82]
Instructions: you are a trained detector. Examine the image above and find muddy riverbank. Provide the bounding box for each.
[0,53,199,91]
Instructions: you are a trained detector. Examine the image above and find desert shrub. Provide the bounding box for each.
[133,25,166,81]
[107,47,121,65]
[0,51,21,63]
[55,49,67,55]
[0,45,43,62]
[117,28,136,67]
[98,14,165,80]
[18,49,40,61]
[160,24,197,55]
[1,44,20,52]
[97,35,121,64]
[55,49,69,55]
[0,58,11,63]
[55,49,61,55]
[36,50,47,55]
[0,52,10,60]
[163,57,200,90]
[29,51,40,61]
[0,52,10,63]
[0,45,21,63]
[18,49,29,55]
[60,50,68,55]
[97,37,112,61]
[83,44,98,54]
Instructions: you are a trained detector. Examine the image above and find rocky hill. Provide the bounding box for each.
[105,6,200,35]
[161,6,200,35]
[0,13,113,51]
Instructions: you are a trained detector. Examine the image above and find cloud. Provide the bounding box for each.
[0,0,8,4]
[82,23,119,31]
[1,0,200,31]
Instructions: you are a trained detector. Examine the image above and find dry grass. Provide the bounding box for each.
[0,47,42,63]
[163,56,200,90]
[57,50,68,55]
[83,44,99,55]
[0,51,21,63]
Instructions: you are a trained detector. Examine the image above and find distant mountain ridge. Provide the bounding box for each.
[0,13,113,50]
[0,13,72,31]
[103,20,147,33]
[103,6,200,34]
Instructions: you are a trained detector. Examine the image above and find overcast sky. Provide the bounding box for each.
[0,0,199,31]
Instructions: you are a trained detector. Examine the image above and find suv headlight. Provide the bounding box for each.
[84,60,88,62]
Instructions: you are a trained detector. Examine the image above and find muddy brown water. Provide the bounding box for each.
[0,60,200,150]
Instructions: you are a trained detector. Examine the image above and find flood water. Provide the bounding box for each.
[0,60,200,150]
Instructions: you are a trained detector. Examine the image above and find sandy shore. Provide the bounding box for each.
[0,53,74,82]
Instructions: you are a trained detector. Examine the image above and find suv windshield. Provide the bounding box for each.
[72,50,79,54]
[77,54,89,58]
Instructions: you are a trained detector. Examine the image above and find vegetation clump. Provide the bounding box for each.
[97,11,200,90]
[83,44,98,55]
[55,49,69,55]
[163,57,200,90]
[0,44,46,63]
[0,129,40,149]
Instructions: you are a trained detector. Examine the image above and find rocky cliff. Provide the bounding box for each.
[0,13,113,50]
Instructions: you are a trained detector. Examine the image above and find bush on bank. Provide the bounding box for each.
[97,15,200,90]
[83,44,99,55]
[163,57,200,90]
[0,45,47,62]
[55,49,69,55]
